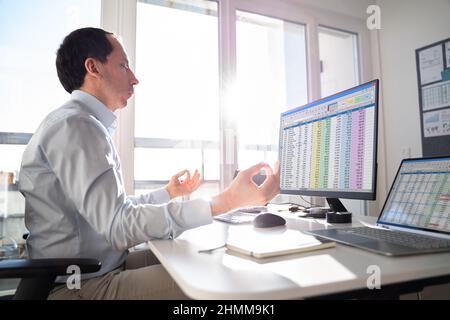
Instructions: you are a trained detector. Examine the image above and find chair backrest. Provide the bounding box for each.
[0,258,101,300]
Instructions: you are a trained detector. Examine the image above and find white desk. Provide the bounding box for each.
[148,212,450,299]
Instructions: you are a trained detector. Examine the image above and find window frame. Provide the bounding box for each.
[317,25,361,97]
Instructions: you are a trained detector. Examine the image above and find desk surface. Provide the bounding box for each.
[148,211,450,299]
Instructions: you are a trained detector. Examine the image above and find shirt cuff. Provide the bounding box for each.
[185,198,213,227]
[147,188,171,204]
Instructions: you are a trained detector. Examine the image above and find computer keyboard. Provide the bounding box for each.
[348,227,450,250]
[237,206,267,213]
[214,206,267,224]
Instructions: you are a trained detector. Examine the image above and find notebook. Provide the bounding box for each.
[307,156,450,256]
[226,227,335,258]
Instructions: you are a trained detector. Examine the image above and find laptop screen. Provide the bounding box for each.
[378,157,450,235]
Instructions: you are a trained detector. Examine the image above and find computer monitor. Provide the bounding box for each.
[279,79,379,212]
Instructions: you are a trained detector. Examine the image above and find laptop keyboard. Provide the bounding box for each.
[347,227,450,250]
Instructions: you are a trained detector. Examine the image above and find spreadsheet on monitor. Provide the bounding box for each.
[280,81,377,194]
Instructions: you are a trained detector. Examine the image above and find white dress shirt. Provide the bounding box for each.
[19,90,212,280]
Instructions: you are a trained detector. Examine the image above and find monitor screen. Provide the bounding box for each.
[379,157,450,235]
[279,80,379,201]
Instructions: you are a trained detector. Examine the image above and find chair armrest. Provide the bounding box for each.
[0,258,101,278]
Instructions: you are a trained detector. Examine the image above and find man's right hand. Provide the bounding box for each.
[210,162,280,215]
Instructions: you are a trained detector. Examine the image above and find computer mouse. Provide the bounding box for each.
[253,213,286,228]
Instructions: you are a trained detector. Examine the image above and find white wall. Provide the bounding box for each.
[376,0,450,200]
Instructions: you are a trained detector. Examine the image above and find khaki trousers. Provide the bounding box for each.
[47,249,188,300]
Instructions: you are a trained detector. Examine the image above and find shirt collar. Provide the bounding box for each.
[71,90,118,135]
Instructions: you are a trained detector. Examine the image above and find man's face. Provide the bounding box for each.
[99,35,139,111]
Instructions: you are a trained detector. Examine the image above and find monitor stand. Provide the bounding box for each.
[326,198,348,213]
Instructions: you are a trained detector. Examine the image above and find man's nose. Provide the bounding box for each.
[130,69,139,85]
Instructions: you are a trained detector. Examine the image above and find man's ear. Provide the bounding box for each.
[84,58,102,79]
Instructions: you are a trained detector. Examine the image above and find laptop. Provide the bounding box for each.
[307,156,450,256]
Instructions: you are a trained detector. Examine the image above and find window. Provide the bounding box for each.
[135,0,220,197]
[235,10,308,170]
[0,0,101,244]
[318,26,359,97]
[0,0,101,173]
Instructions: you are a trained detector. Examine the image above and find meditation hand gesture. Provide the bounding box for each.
[165,169,202,199]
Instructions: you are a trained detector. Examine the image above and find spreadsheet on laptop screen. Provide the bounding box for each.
[379,158,450,234]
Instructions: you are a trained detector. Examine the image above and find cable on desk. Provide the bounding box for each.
[269,202,304,207]
[269,202,305,213]
[270,196,322,213]
[297,196,322,208]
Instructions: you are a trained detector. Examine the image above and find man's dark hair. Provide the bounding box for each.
[56,27,113,93]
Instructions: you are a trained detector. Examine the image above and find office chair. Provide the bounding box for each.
[0,233,101,300]
[0,258,101,300]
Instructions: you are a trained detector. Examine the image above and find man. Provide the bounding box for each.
[19,27,279,299]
